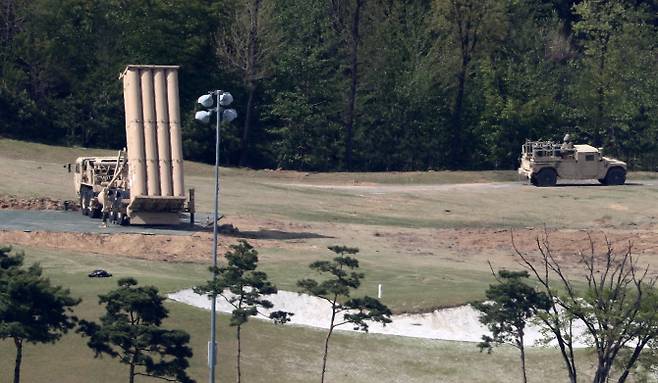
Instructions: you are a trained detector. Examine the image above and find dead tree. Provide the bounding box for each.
[513,231,658,383]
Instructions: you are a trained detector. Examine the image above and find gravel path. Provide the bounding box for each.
[285,179,655,194]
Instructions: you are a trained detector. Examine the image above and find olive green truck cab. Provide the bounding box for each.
[518,141,627,187]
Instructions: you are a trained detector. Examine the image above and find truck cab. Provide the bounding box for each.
[73,154,129,220]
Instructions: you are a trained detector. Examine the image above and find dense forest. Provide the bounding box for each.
[1,0,657,171]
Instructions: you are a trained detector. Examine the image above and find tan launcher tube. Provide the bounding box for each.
[140,70,161,196]
[153,69,173,196]
[166,69,185,197]
[122,68,147,197]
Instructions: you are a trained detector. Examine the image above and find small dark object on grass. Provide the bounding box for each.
[88,269,112,278]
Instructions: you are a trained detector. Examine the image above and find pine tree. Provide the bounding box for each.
[79,278,194,383]
[194,241,291,383]
[0,246,80,383]
[298,245,391,383]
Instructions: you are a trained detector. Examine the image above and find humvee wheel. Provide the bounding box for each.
[110,211,118,224]
[80,195,89,216]
[90,208,102,219]
[530,176,537,186]
[604,167,626,186]
[534,168,557,187]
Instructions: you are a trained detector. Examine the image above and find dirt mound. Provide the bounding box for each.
[0,230,229,262]
[432,227,658,261]
[2,224,657,269]
[0,195,78,211]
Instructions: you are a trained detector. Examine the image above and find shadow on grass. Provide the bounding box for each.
[189,222,333,240]
[229,229,334,240]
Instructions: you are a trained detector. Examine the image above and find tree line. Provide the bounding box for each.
[1,0,657,171]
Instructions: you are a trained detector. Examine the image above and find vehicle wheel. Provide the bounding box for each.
[90,208,102,219]
[604,167,626,186]
[534,169,557,187]
[80,197,88,215]
[598,178,606,185]
[120,214,130,226]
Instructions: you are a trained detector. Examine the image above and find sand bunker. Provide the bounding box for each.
[168,289,588,347]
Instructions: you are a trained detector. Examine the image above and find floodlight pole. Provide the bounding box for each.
[209,90,222,383]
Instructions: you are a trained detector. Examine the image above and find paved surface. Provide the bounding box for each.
[0,209,205,236]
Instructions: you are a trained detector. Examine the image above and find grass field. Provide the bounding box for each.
[1,138,657,381]
[0,246,600,383]
[3,138,658,310]
[3,138,658,308]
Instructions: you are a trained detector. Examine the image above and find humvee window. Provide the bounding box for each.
[586,155,595,161]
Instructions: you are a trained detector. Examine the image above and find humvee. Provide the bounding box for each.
[518,140,627,187]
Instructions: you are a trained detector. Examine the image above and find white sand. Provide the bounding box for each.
[168,289,588,347]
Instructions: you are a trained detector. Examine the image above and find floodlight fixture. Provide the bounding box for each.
[195,110,212,124]
[223,109,238,123]
[219,92,233,106]
[197,94,215,108]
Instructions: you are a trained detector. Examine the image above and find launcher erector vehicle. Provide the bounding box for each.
[73,65,194,225]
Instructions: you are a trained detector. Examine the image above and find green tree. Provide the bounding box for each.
[298,245,392,383]
[79,278,194,383]
[194,241,291,383]
[263,0,346,171]
[356,0,451,171]
[327,0,367,170]
[475,2,575,169]
[433,0,504,167]
[473,268,550,383]
[0,245,80,383]
[0,245,23,271]
[567,0,658,165]
[571,0,626,151]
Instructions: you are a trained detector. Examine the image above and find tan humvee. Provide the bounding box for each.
[518,140,627,187]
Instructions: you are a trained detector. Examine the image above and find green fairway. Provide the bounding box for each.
[0,246,598,383]
[256,246,497,313]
